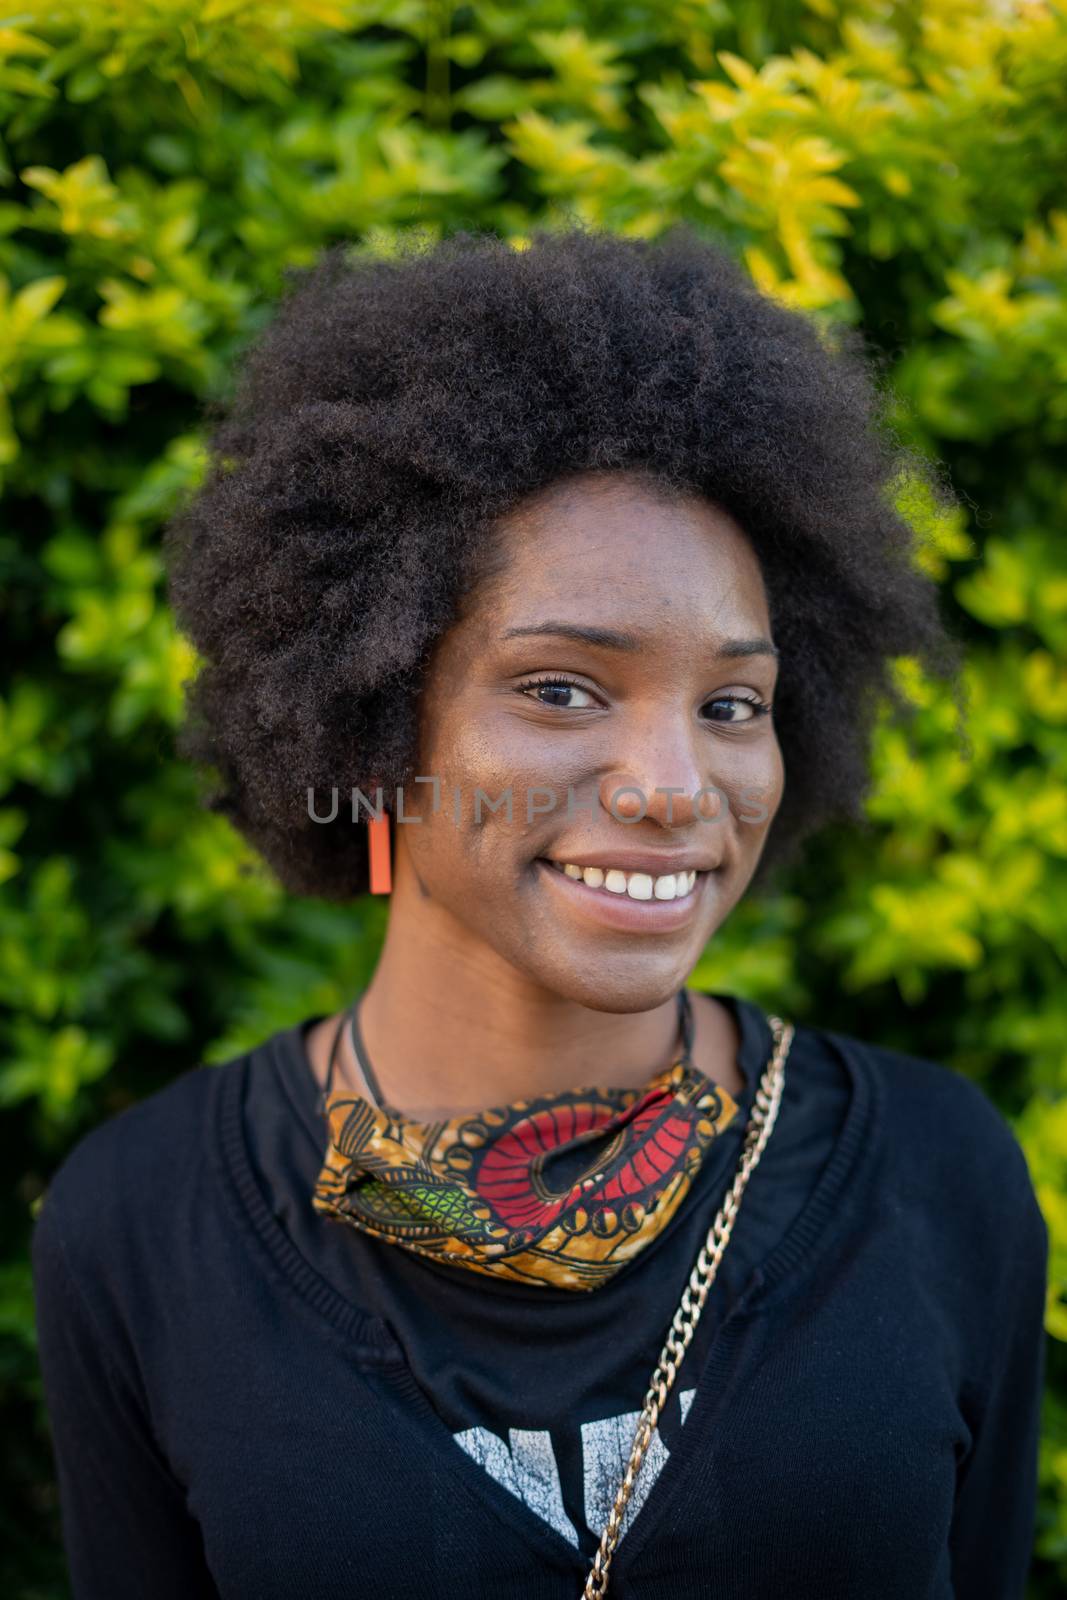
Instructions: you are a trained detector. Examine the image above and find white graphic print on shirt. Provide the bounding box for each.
[453,1388,697,1548]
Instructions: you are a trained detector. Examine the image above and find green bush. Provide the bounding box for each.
[1,1,1064,1592]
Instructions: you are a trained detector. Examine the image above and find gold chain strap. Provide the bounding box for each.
[581,1015,795,1599]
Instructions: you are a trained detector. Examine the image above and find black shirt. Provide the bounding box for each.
[31,992,1048,1598]
[251,992,846,1558]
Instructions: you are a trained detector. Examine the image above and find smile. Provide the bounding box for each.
[535,858,710,934]
[546,859,698,901]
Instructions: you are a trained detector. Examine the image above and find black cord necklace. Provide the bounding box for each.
[317,987,695,1120]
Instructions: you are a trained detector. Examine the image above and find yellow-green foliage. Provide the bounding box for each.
[1,1,1064,1591]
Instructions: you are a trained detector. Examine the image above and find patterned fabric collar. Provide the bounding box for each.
[311,991,743,1292]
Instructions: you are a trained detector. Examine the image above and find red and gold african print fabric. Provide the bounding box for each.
[311,1054,740,1291]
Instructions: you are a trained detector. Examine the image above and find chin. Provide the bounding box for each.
[526,961,699,1016]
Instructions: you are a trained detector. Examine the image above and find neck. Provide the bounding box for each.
[305,862,745,1121]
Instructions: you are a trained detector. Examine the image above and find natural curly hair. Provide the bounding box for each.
[162,224,964,900]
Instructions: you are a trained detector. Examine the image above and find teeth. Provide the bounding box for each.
[552,862,698,899]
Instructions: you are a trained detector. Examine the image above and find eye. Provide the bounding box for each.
[515,674,598,710]
[703,694,773,725]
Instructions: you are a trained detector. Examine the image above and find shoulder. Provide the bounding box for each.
[33,1052,241,1290]
[42,1056,227,1209]
[808,1022,1044,1244]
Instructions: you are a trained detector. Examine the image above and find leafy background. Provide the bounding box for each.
[1,0,1065,1592]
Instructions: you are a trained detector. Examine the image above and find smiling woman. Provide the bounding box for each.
[30,227,1047,1600]
[366,475,788,1049]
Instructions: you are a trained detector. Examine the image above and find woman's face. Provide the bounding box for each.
[395,470,784,1016]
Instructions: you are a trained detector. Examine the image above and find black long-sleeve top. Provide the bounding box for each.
[30,992,1048,1598]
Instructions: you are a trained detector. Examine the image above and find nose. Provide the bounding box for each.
[595,719,725,830]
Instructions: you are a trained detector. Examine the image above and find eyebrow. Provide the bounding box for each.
[501,622,780,660]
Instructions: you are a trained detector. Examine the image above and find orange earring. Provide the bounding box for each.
[367,809,392,895]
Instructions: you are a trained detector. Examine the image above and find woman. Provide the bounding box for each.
[32,227,1048,1599]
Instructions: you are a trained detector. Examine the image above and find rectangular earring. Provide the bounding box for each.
[367,811,392,894]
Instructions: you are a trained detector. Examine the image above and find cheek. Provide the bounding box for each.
[417,695,520,798]
[400,796,520,896]
[410,703,560,896]
[701,734,783,822]
[732,744,785,835]
[420,701,574,833]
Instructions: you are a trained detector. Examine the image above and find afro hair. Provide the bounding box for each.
[162,224,964,899]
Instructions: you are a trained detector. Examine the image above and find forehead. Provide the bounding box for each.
[481,472,770,636]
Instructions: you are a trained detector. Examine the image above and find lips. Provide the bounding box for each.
[534,857,710,934]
